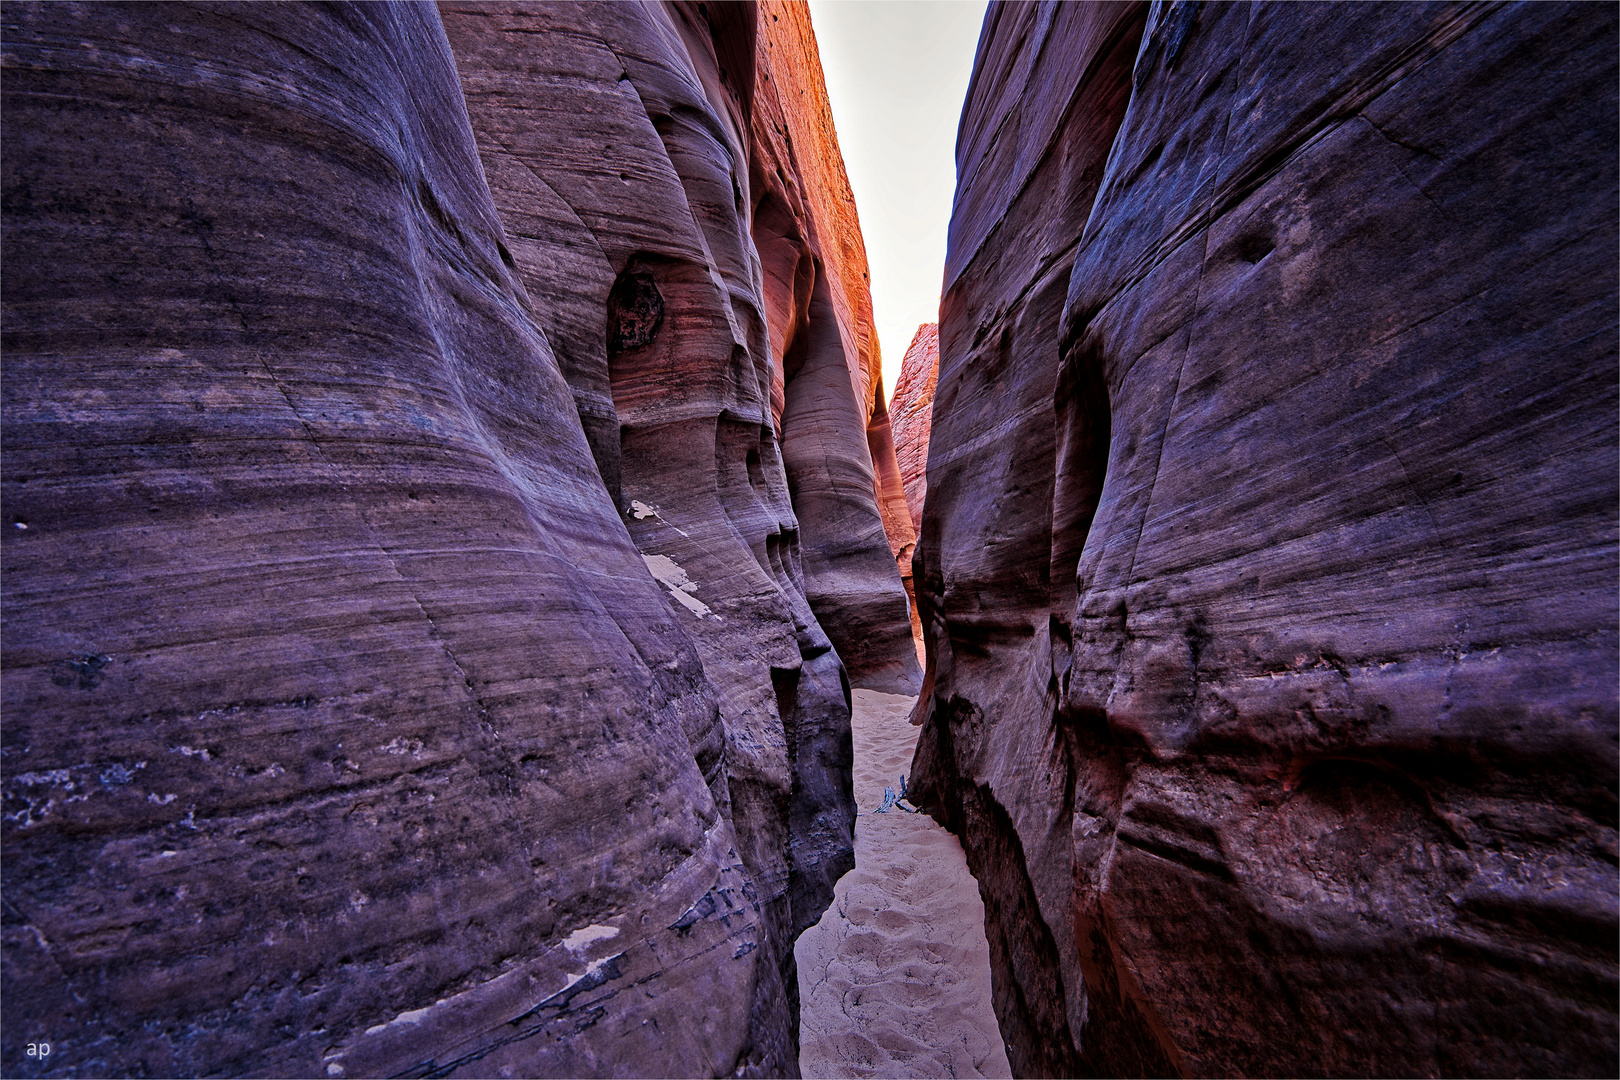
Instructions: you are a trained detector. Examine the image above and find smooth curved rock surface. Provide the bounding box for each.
[912,2,1618,1077]
[866,380,916,596]
[1,2,910,1076]
[441,8,841,1064]
[751,0,921,695]
[891,323,939,534]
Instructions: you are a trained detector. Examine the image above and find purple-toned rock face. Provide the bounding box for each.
[912,2,1618,1077]
[1,2,914,1076]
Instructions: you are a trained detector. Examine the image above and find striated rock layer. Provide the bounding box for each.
[750,0,921,695]
[1,1,913,1076]
[891,322,940,653]
[891,322,939,535]
[911,2,1619,1077]
[439,0,917,701]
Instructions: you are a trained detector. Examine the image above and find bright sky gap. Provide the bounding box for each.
[807,0,986,397]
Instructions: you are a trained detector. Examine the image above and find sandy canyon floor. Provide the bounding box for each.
[796,690,1012,1079]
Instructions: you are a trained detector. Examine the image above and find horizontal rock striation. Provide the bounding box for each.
[912,1,1619,1077]
[891,322,939,535]
[2,1,913,1076]
[750,0,921,695]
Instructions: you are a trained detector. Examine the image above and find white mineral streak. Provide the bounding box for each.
[630,500,690,537]
[642,554,716,619]
[563,923,620,955]
[363,1002,441,1036]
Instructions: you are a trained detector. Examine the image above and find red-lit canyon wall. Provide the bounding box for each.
[747,0,921,694]
[891,322,939,534]
[1,2,913,1076]
[911,2,1618,1077]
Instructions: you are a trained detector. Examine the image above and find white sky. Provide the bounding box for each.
[807,0,986,398]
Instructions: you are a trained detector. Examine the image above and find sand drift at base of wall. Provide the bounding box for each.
[796,691,1011,1079]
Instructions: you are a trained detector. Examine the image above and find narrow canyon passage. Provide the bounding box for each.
[4,3,1612,1077]
[796,691,1012,1079]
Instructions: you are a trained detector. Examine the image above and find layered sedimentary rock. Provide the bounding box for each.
[438,1,916,702]
[891,323,939,533]
[865,383,916,601]
[911,2,1619,1077]
[869,373,924,658]
[749,1,921,694]
[2,2,909,1076]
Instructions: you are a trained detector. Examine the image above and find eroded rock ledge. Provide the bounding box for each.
[911,2,1618,1077]
[1,2,914,1076]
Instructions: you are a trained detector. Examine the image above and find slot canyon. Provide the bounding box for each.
[1,3,1614,1080]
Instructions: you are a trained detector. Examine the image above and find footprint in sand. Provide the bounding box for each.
[796,690,1012,1080]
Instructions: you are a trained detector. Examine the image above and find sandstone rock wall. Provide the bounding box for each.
[891,322,939,534]
[912,2,1619,1077]
[750,0,921,694]
[2,2,910,1076]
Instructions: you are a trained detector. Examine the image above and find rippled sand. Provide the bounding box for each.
[796,690,1012,1079]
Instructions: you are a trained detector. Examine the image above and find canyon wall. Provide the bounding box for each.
[911,2,1619,1077]
[1,2,912,1076]
[891,322,939,534]
[749,0,921,694]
